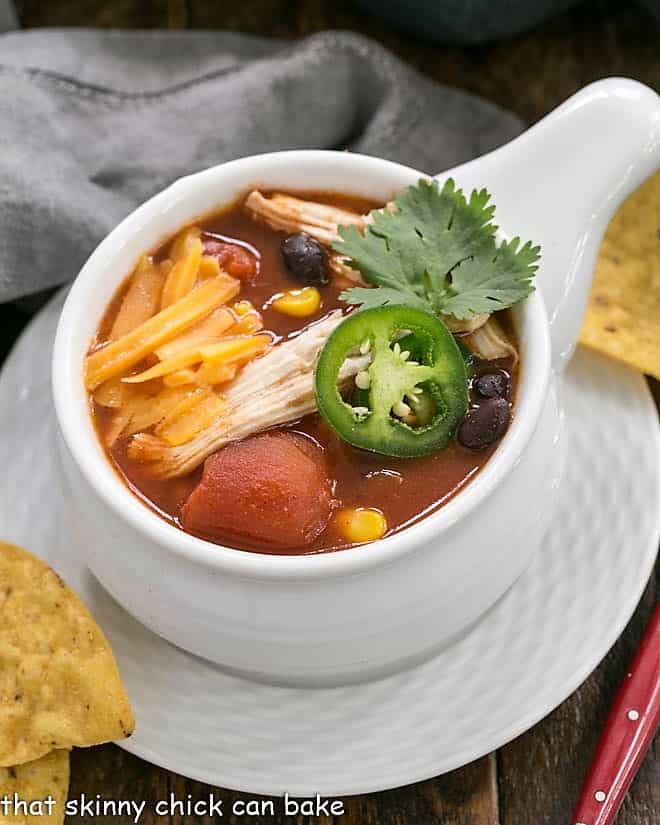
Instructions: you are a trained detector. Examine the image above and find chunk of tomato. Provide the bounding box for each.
[203,238,257,280]
[181,432,334,549]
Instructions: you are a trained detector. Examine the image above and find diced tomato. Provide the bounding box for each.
[203,238,258,280]
[181,432,334,548]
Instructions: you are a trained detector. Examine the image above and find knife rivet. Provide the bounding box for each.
[627,709,639,721]
[594,790,607,802]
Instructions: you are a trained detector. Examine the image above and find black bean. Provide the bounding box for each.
[474,370,510,400]
[458,397,511,450]
[281,233,330,286]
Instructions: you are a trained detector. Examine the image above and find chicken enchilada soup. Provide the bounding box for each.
[85,181,539,554]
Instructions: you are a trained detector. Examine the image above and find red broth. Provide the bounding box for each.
[90,193,518,555]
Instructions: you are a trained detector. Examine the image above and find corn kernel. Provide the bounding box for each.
[271,287,321,318]
[334,507,387,544]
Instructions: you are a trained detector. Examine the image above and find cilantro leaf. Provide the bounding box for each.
[333,222,427,301]
[339,285,429,312]
[439,237,540,319]
[333,178,540,320]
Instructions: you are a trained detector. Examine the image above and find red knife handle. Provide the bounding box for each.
[571,603,660,825]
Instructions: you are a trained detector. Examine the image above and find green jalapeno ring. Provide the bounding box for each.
[314,305,468,458]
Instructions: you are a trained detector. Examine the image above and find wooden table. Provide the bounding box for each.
[3,2,659,823]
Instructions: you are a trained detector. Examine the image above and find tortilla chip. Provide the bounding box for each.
[580,171,660,379]
[0,542,135,767]
[0,751,69,825]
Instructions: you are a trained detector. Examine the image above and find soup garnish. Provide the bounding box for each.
[335,178,539,321]
[314,305,468,457]
[308,178,538,459]
[85,180,540,553]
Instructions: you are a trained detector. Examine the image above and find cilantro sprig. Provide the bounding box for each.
[334,179,540,321]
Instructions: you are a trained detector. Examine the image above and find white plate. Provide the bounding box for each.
[0,292,658,797]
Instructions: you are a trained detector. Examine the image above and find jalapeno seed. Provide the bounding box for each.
[458,397,511,450]
[355,370,371,390]
[406,389,436,426]
[281,233,330,286]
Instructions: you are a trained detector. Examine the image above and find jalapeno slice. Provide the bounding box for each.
[314,306,468,457]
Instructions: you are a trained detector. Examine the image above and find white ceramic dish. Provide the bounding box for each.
[1,292,658,794]
[50,78,660,685]
[52,152,554,686]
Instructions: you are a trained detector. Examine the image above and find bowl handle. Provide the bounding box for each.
[437,78,660,372]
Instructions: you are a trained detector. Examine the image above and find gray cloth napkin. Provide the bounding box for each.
[0,28,523,303]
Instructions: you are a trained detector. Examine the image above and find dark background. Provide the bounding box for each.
[10,0,660,120]
[1,2,659,824]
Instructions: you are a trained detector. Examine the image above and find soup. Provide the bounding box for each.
[86,182,536,555]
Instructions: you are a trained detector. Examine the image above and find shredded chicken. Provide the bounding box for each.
[245,191,366,242]
[441,313,490,335]
[245,190,365,283]
[327,253,363,284]
[463,315,518,363]
[129,311,369,478]
[244,191,495,332]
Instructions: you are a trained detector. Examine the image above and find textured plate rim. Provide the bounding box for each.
[117,368,660,797]
[0,299,658,797]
